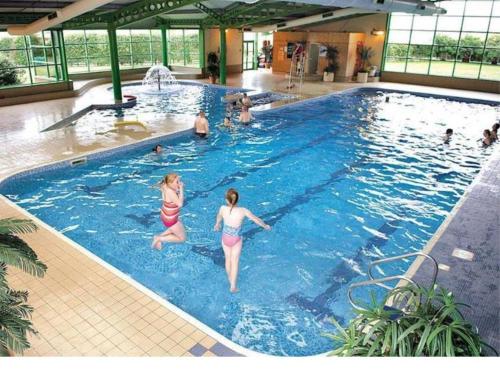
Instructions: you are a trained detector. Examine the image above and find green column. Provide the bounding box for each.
[161,24,168,67]
[50,30,60,81]
[254,32,259,70]
[57,30,69,81]
[219,27,227,85]
[107,24,122,102]
[199,28,205,72]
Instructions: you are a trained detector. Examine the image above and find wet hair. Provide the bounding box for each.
[225,188,239,212]
[493,123,500,132]
[446,128,453,135]
[243,93,248,97]
[162,173,178,186]
[152,144,162,153]
[484,129,491,136]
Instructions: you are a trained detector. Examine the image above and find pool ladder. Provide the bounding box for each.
[347,252,439,311]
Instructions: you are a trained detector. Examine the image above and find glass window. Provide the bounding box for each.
[486,33,500,47]
[410,31,434,45]
[436,16,463,31]
[440,1,465,16]
[462,17,489,32]
[390,14,413,29]
[383,2,499,82]
[490,17,500,32]
[464,1,493,16]
[388,30,410,44]
[493,1,500,16]
[412,16,437,30]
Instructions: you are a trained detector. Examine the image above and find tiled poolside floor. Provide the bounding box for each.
[1,70,499,357]
[2,203,244,356]
[412,149,500,354]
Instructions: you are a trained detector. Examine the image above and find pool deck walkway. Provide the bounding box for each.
[412,148,500,355]
[0,70,499,356]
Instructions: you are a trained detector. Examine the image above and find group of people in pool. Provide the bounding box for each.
[151,173,271,293]
[443,122,499,147]
[193,93,253,137]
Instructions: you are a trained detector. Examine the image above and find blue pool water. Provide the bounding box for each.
[1,84,498,356]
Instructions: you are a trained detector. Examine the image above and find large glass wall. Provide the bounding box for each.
[167,29,200,67]
[64,29,162,73]
[383,0,500,81]
[63,28,200,73]
[0,31,64,87]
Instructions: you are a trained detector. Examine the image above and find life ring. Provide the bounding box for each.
[114,120,146,129]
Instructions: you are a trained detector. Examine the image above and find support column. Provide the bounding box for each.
[219,27,227,85]
[107,24,122,102]
[199,28,205,73]
[57,30,69,81]
[50,30,60,81]
[161,24,168,67]
[254,32,259,70]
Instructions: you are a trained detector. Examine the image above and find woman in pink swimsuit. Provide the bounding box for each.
[152,173,186,249]
[214,188,271,293]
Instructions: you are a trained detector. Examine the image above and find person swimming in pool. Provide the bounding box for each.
[214,188,271,293]
[443,128,453,144]
[239,104,252,124]
[152,144,163,154]
[482,129,492,147]
[223,116,233,129]
[194,110,209,138]
[152,173,186,249]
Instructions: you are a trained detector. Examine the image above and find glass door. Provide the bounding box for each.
[243,40,255,70]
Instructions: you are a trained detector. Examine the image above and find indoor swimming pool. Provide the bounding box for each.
[1,84,498,356]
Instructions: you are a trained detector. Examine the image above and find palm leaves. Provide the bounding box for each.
[0,218,46,356]
[324,284,497,356]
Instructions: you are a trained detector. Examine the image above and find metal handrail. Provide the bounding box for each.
[347,275,418,311]
[368,252,439,287]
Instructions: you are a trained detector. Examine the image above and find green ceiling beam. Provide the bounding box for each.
[111,0,200,28]
[194,2,223,21]
[63,11,112,29]
[233,4,324,28]
[65,0,201,29]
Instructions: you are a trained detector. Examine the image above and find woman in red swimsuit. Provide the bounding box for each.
[152,173,186,249]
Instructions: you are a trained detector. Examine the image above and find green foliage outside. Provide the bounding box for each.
[0,59,24,86]
[324,284,496,357]
[0,218,47,356]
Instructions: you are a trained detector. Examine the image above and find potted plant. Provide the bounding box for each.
[357,46,375,83]
[323,284,497,356]
[206,52,219,84]
[0,218,47,356]
[323,45,339,82]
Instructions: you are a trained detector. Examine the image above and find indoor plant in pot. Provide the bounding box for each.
[323,45,339,82]
[206,52,219,84]
[357,46,375,83]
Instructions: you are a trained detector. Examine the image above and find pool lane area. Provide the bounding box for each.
[0,79,499,357]
[2,83,499,356]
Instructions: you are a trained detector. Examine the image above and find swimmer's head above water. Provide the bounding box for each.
[160,173,180,190]
[225,188,239,210]
[152,144,162,153]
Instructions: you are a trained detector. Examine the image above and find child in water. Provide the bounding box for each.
[239,104,252,124]
[152,173,186,249]
[214,188,271,293]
